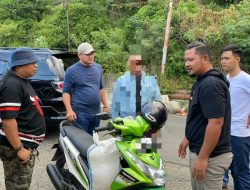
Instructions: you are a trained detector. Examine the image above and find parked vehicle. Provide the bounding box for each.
[0,47,74,127]
[47,100,167,190]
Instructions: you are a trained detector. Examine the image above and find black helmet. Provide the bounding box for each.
[141,100,168,130]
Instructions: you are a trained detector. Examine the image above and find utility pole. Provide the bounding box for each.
[65,0,71,51]
[161,0,173,74]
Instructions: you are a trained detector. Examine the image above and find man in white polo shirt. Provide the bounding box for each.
[221,45,250,190]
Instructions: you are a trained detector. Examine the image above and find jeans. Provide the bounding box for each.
[76,112,100,135]
[230,136,250,190]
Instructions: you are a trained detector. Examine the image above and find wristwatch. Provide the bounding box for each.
[14,144,23,153]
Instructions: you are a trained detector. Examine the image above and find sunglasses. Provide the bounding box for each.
[131,60,144,65]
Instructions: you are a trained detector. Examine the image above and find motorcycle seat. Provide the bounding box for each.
[62,125,94,158]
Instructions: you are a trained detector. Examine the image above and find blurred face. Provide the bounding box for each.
[184,48,206,77]
[220,51,240,73]
[78,51,94,65]
[129,55,143,75]
[15,62,38,78]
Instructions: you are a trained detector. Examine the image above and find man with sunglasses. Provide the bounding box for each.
[63,42,109,135]
[111,55,161,119]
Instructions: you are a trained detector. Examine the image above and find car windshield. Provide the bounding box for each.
[0,52,64,81]
[0,53,9,75]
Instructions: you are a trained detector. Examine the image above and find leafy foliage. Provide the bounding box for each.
[0,0,249,91]
[159,75,194,93]
[0,0,53,21]
[91,28,128,73]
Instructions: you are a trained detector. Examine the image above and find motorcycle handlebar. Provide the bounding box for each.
[95,124,112,132]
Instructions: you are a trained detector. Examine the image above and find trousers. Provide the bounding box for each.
[0,145,36,190]
[189,151,232,190]
[76,112,100,135]
[230,136,250,190]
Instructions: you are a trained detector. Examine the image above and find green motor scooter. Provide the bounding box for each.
[47,100,167,190]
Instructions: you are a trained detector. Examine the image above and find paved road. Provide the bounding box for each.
[0,115,233,190]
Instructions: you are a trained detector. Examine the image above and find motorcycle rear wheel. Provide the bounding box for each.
[56,155,86,190]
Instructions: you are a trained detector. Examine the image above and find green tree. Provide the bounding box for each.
[0,0,54,46]
[0,0,53,21]
[221,0,250,70]
[91,28,128,73]
[174,0,250,70]
[124,0,166,72]
[34,2,111,49]
[0,0,249,78]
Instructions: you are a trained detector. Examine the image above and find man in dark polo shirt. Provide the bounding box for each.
[63,42,109,135]
[0,47,46,189]
[178,41,232,190]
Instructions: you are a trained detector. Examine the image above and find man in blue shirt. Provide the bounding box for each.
[63,42,109,135]
[111,55,161,119]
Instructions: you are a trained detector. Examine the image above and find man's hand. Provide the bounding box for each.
[17,147,31,163]
[192,157,208,180]
[66,110,77,121]
[178,136,189,159]
[63,93,76,121]
[102,107,109,112]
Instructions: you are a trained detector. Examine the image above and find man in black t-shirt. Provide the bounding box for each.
[178,42,232,190]
[0,47,46,190]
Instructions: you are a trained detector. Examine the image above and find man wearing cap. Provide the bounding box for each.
[111,54,161,119]
[0,47,46,189]
[63,42,109,135]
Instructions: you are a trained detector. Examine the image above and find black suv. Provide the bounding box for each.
[0,47,71,128]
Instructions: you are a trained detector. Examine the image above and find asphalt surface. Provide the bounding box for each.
[0,114,233,190]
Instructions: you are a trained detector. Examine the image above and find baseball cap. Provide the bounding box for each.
[77,42,95,54]
[11,47,40,69]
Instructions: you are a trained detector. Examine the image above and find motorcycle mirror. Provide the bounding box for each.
[96,112,112,120]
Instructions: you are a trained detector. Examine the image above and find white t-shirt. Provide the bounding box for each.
[228,71,250,137]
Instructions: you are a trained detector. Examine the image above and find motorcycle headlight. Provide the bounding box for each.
[148,163,166,186]
[126,151,166,186]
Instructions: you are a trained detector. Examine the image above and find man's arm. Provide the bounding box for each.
[99,88,109,112]
[2,119,31,162]
[199,118,223,158]
[192,117,224,180]
[63,92,76,121]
